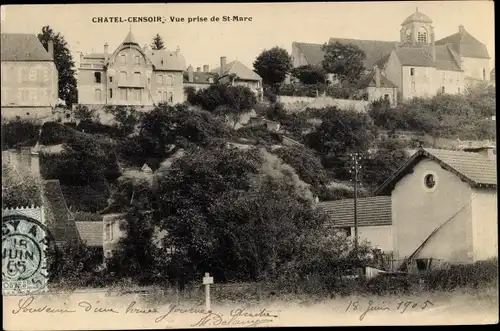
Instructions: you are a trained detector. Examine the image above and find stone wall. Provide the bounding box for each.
[277,95,370,113]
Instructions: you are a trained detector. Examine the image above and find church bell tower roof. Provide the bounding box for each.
[401,7,433,26]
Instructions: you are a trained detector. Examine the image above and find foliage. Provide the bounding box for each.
[362,139,409,189]
[76,120,122,137]
[274,145,329,196]
[1,120,41,150]
[2,166,43,208]
[187,83,257,115]
[119,104,232,167]
[304,107,376,179]
[105,170,154,213]
[104,105,140,136]
[235,126,283,146]
[464,82,496,118]
[321,41,366,84]
[46,133,120,185]
[38,26,78,107]
[253,47,293,86]
[150,33,165,50]
[73,104,100,122]
[263,86,277,103]
[291,65,327,85]
[61,182,111,213]
[39,121,78,145]
[106,209,159,284]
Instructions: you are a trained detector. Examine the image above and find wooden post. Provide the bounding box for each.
[203,272,214,312]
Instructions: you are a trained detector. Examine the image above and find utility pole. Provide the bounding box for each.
[349,152,362,255]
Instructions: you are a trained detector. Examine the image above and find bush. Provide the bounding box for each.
[236,126,283,146]
[40,121,78,145]
[2,120,41,150]
[61,182,111,213]
[77,119,122,137]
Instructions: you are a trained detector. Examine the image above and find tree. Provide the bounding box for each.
[291,65,327,85]
[304,107,376,179]
[321,42,366,84]
[2,165,42,208]
[38,26,78,107]
[151,33,165,50]
[253,47,292,86]
[188,83,257,113]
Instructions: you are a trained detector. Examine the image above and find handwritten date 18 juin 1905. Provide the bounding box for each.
[345,299,435,321]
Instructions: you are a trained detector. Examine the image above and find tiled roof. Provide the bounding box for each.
[316,196,392,227]
[375,148,497,195]
[328,38,400,69]
[84,53,106,59]
[394,47,435,67]
[435,27,490,59]
[75,222,103,247]
[147,49,185,71]
[73,212,103,222]
[1,33,53,62]
[183,71,216,84]
[292,42,327,67]
[122,31,139,45]
[401,10,433,25]
[357,71,397,89]
[212,60,262,81]
[42,180,81,246]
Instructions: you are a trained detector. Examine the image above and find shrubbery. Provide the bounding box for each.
[1,120,41,150]
[40,121,78,145]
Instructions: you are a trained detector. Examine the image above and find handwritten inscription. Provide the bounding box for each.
[191,308,278,327]
[345,299,435,321]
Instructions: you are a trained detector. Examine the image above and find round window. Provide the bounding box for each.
[424,174,436,189]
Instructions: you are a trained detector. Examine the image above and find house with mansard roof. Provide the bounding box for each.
[77,30,186,111]
[375,146,497,272]
[1,33,59,121]
[291,8,492,102]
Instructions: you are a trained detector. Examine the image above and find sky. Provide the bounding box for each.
[1,2,495,72]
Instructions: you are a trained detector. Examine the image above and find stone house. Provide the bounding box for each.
[77,30,185,111]
[212,56,263,101]
[1,33,59,121]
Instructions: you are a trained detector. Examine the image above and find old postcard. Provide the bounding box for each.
[1,1,498,329]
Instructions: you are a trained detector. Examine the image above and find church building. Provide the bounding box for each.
[292,8,492,102]
[77,30,186,111]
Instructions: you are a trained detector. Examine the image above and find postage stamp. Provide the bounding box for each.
[2,214,56,296]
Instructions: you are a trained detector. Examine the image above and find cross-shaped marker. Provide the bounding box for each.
[203,272,214,312]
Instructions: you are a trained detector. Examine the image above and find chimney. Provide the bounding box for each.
[375,66,381,88]
[196,67,201,72]
[47,40,54,59]
[176,46,180,55]
[459,25,465,35]
[431,32,436,62]
[220,56,227,75]
[203,65,209,72]
[187,65,194,82]
[143,44,148,52]
[104,42,109,62]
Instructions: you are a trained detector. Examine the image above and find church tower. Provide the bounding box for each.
[400,7,434,46]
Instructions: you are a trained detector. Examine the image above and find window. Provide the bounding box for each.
[120,88,128,101]
[163,91,167,102]
[384,94,390,102]
[95,89,102,101]
[94,72,102,84]
[483,68,486,80]
[109,88,113,99]
[441,86,445,94]
[166,75,173,86]
[134,89,141,102]
[458,87,460,94]
[410,68,415,76]
[134,72,141,84]
[105,223,113,241]
[120,71,127,83]
[28,68,37,81]
[424,174,436,189]
[109,77,113,83]
[168,92,173,103]
[417,28,427,43]
[157,91,163,102]
[120,54,126,64]
[157,74,163,85]
[135,55,140,65]
[411,81,416,92]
